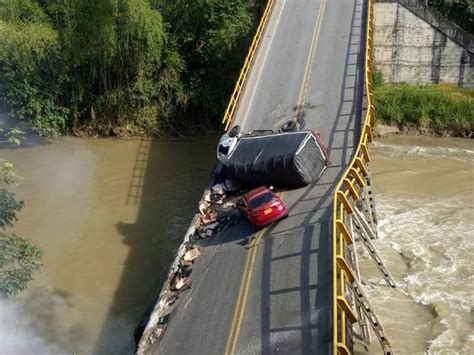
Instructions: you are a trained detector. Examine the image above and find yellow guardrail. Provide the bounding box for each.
[332,0,375,354]
[221,0,274,131]
[221,0,375,352]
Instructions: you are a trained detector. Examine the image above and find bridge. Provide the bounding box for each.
[137,0,395,354]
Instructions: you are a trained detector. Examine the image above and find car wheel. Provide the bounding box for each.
[228,125,241,137]
[281,120,299,132]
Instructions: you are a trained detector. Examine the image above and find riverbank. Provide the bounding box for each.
[70,119,222,139]
[373,83,473,138]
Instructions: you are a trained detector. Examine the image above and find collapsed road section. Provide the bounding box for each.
[136,0,397,353]
[134,127,330,353]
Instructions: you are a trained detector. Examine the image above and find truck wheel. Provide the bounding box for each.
[229,125,241,137]
[281,120,298,132]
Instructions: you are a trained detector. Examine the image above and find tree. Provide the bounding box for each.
[0,0,264,136]
[0,130,42,297]
[428,0,474,33]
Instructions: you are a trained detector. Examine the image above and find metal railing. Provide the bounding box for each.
[332,0,376,354]
[221,0,379,352]
[221,0,274,131]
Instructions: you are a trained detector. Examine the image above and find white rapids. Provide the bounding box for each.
[359,135,473,355]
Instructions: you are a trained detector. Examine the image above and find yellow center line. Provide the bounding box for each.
[294,0,327,121]
[224,229,263,355]
[223,198,279,355]
[224,0,327,352]
[228,230,265,354]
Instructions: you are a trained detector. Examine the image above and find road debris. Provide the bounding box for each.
[172,276,192,291]
[157,314,169,325]
[135,174,245,353]
[201,210,218,224]
[211,183,225,195]
[183,246,201,262]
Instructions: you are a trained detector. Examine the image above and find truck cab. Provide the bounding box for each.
[217,134,239,163]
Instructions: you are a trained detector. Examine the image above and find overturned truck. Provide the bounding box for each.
[219,130,330,188]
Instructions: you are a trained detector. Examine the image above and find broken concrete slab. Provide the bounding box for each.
[183,247,201,262]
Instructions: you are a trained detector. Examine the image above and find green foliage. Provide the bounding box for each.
[0,127,25,145]
[373,71,384,90]
[0,133,42,297]
[65,0,169,133]
[0,7,67,136]
[0,190,24,229]
[0,158,18,186]
[374,84,474,136]
[0,0,261,136]
[0,0,47,23]
[156,0,255,121]
[428,0,474,34]
[4,127,26,146]
[0,232,43,297]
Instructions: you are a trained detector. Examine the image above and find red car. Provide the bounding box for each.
[239,186,288,230]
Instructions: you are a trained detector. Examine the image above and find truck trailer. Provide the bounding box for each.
[217,130,330,189]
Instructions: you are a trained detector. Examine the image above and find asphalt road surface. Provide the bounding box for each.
[151,0,366,353]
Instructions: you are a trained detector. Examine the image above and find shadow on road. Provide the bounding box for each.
[258,0,367,351]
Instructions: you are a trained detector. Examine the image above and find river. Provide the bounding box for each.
[0,136,217,354]
[364,135,473,355]
[0,134,472,354]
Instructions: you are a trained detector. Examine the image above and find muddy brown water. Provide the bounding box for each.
[0,136,217,354]
[363,135,474,355]
[0,134,472,354]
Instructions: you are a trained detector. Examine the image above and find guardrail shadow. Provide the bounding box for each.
[327,0,365,166]
[94,137,217,354]
[258,0,367,352]
[259,188,333,354]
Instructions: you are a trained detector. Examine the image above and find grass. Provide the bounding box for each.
[373,81,474,137]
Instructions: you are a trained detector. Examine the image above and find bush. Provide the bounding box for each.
[374,83,474,137]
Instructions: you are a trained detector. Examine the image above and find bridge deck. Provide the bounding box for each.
[152,0,366,353]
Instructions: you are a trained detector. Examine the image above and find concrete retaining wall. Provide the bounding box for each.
[374,1,474,87]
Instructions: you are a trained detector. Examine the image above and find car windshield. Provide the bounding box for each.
[249,192,274,209]
[218,144,229,155]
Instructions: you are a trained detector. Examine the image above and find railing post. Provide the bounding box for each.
[332,0,395,353]
[221,0,275,130]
